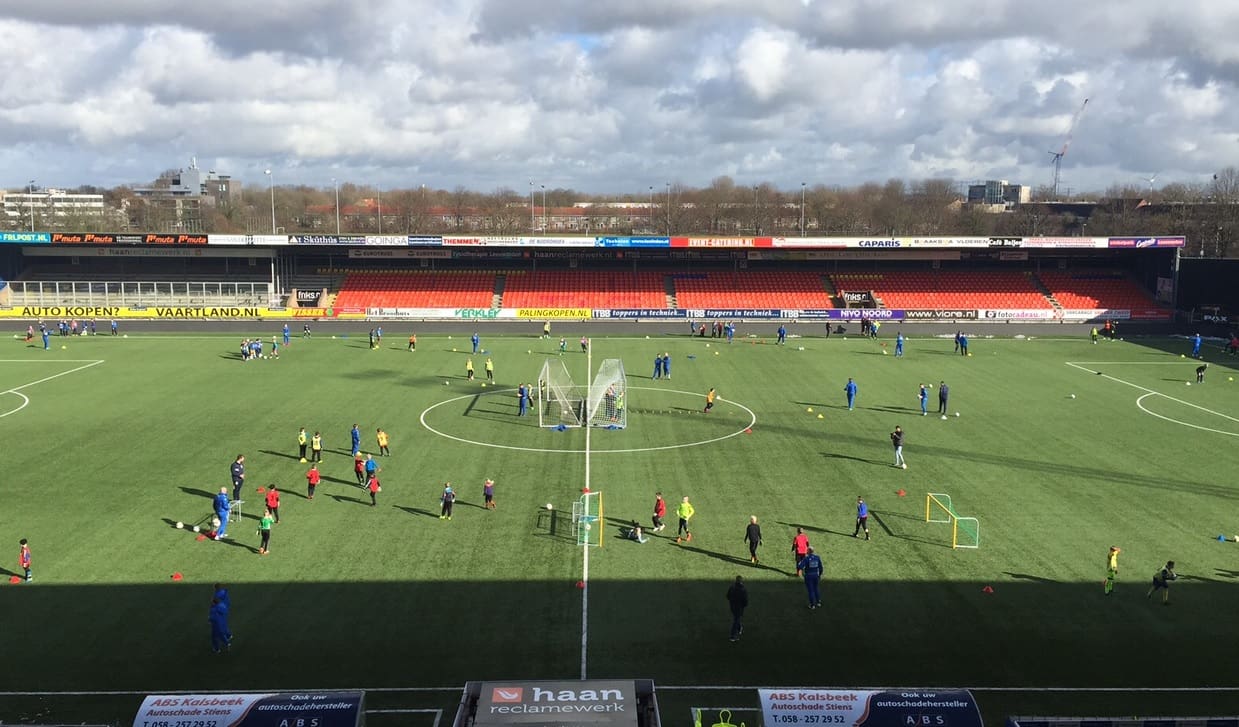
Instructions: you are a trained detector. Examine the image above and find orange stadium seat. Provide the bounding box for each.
[672,272,833,309]
[1037,272,1166,311]
[333,271,496,309]
[501,271,666,309]
[830,271,1053,310]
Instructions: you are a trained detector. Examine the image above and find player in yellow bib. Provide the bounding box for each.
[1104,546,1120,595]
[376,428,390,457]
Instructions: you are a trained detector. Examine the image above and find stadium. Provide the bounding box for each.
[1,227,1238,727]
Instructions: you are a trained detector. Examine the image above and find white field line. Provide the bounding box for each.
[1066,361,1239,425]
[0,360,106,419]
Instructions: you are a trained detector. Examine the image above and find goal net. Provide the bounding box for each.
[586,358,627,429]
[571,491,604,547]
[537,358,584,428]
[926,492,980,549]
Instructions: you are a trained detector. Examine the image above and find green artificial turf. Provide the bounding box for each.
[0,329,1237,724]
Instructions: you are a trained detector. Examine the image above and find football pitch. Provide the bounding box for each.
[1,327,1238,724]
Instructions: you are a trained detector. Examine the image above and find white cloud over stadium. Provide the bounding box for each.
[1,0,1238,192]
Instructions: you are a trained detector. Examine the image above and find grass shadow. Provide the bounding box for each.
[821,452,886,467]
[258,449,302,461]
[775,521,854,539]
[676,543,785,574]
[1003,571,1061,584]
[394,505,440,519]
[328,493,366,506]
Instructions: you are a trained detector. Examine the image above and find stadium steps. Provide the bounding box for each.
[1029,273,1063,310]
[493,274,506,308]
[664,275,678,309]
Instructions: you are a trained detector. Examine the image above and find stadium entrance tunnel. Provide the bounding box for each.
[419,386,757,453]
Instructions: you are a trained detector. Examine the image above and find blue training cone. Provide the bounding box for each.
[1219,534,1228,542]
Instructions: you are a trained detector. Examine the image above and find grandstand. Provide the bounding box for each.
[331,270,497,309]
[831,271,1053,310]
[501,270,666,308]
[1038,270,1168,311]
[672,271,834,309]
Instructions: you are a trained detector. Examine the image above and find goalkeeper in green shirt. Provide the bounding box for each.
[258,510,274,555]
[675,496,695,544]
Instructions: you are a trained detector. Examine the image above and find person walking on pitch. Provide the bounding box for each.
[798,547,824,609]
[440,484,455,520]
[854,497,870,540]
[1104,546,1121,595]
[297,427,308,462]
[890,426,906,469]
[744,516,762,564]
[676,496,695,543]
[1147,561,1177,605]
[257,509,274,555]
[726,576,748,642]
[792,528,810,576]
[844,378,858,411]
[652,492,667,532]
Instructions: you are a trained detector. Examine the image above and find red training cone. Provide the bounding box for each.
[744,428,752,434]
[195,534,207,542]
[171,572,183,581]
[981,585,994,594]
[256,486,266,494]
[8,575,21,584]
[896,488,907,497]
[575,580,585,589]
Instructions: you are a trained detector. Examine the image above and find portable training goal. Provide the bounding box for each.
[586,358,627,429]
[926,492,980,549]
[537,358,584,428]
[571,490,604,547]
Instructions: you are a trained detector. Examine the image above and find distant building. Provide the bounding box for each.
[1,188,107,228]
[130,158,238,231]
[966,180,1031,209]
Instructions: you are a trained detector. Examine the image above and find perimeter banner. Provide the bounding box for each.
[758,689,981,727]
[0,305,351,319]
[133,692,363,727]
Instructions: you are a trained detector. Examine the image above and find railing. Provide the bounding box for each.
[4,280,272,307]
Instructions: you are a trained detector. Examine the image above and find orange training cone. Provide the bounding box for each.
[896,489,907,497]
[171,572,184,582]
[981,585,994,594]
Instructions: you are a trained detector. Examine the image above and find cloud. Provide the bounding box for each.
[1,1,1238,193]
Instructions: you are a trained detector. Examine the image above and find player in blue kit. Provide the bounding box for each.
[652,353,663,380]
[918,383,928,416]
[895,332,904,357]
[844,378,858,411]
[282,323,290,345]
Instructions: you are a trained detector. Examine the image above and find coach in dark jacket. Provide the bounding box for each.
[726,576,748,642]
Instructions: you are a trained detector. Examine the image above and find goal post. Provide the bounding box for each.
[537,358,584,428]
[587,358,627,429]
[571,490,603,547]
[926,492,980,549]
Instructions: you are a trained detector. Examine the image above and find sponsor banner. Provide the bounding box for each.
[594,236,671,248]
[408,235,443,245]
[827,308,905,320]
[1023,237,1108,248]
[1108,236,1186,248]
[772,237,887,249]
[904,309,980,320]
[295,290,322,306]
[348,248,452,258]
[749,249,960,261]
[1060,308,1130,321]
[209,234,289,245]
[988,237,1023,247]
[475,680,637,727]
[680,308,795,319]
[840,290,875,306]
[443,236,526,246]
[1130,308,1171,320]
[979,309,1059,320]
[901,237,991,247]
[759,688,981,727]
[998,250,1029,261]
[516,308,591,319]
[51,232,121,244]
[364,235,409,246]
[289,234,366,245]
[0,231,50,244]
[0,305,281,319]
[24,245,270,258]
[133,692,364,727]
[143,233,209,245]
[592,309,685,319]
[670,236,774,248]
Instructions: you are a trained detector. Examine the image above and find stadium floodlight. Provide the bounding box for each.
[537,358,584,428]
[587,358,627,429]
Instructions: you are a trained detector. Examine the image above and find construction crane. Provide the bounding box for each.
[1049,97,1089,199]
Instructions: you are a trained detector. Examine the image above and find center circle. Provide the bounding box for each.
[419,385,757,454]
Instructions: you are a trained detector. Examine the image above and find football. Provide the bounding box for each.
[941,415,948,420]
[1070,394,1076,399]
[955,412,960,417]
[175,521,184,529]
[546,503,553,510]
[192,525,200,533]
[902,463,908,469]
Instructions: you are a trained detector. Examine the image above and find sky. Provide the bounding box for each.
[2,0,1238,195]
